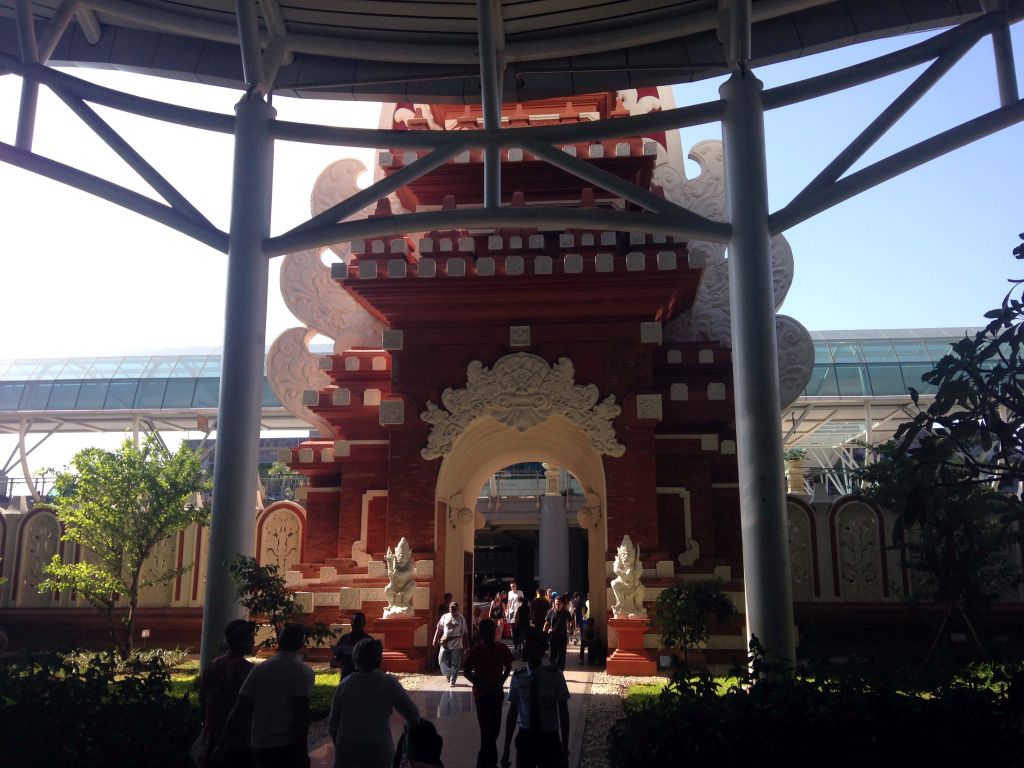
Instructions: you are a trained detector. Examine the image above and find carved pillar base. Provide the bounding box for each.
[373,615,428,672]
[606,617,656,676]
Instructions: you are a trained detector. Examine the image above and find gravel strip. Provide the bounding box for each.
[578,673,666,768]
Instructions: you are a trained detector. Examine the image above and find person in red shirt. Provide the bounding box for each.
[462,618,514,768]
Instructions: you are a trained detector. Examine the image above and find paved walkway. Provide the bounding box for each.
[310,664,594,767]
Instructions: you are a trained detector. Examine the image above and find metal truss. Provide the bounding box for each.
[0,6,1018,259]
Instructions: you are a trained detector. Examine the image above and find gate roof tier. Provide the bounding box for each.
[338,253,699,328]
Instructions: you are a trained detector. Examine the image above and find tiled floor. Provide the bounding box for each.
[311,663,594,767]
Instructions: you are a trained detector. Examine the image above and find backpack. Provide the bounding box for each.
[393,718,444,768]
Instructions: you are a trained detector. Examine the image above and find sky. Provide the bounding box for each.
[0,21,1022,471]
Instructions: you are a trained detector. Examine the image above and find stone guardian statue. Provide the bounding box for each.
[610,534,646,617]
[383,537,416,618]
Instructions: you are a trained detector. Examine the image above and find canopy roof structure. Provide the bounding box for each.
[2,0,1021,669]
[0,1,999,102]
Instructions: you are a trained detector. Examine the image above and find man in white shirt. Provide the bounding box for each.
[218,623,316,768]
[432,601,468,686]
[506,582,526,652]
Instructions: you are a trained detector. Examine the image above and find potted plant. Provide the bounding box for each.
[784,448,808,494]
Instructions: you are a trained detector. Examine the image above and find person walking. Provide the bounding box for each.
[328,638,421,768]
[432,601,469,686]
[462,618,514,768]
[513,599,531,657]
[198,619,255,768]
[330,611,370,678]
[500,631,571,768]
[216,623,315,768]
[543,595,571,671]
[489,594,505,639]
[507,582,525,643]
[529,589,550,631]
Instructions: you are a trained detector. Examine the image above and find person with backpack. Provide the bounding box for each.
[462,618,514,768]
[329,638,421,768]
[501,631,570,768]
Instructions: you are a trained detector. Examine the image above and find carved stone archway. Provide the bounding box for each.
[426,354,619,643]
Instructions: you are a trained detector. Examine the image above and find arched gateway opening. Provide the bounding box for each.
[433,413,609,637]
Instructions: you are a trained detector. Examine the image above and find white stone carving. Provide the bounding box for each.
[611,535,646,617]
[835,502,884,601]
[267,327,334,438]
[510,326,531,347]
[777,314,815,408]
[351,539,371,567]
[18,511,59,607]
[420,353,624,459]
[279,248,384,353]
[259,506,303,573]
[383,537,416,618]
[310,158,372,258]
[139,535,177,606]
[786,500,814,602]
[379,400,405,426]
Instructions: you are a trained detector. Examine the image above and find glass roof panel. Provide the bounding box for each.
[828,342,865,363]
[114,358,151,378]
[85,359,122,379]
[4,360,41,379]
[143,358,178,377]
[59,359,94,379]
[858,341,898,363]
[171,356,210,378]
[890,341,931,362]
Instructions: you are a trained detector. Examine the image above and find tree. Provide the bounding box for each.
[226,555,331,648]
[39,436,209,657]
[653,579,735,664]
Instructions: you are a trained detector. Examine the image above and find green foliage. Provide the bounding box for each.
[653,579,735,661]
[783,448,807,461]
[608,654,1024,767]
[38,436,209,658]
[0,649,199,768]
[226,554,332,648]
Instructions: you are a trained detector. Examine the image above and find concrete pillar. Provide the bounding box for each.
[538,465,569,592]
[721,70,796,669]
[199,94,276,670]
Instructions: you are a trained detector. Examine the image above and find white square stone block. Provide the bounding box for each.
[446,258,466,277]
[559,233,574,248]
[390,239,407,254]
[643,141,658,155]
[600,231,616,246]
[371,240,385,254]
[333,440,351,458]
[379,151,393,166]
[655,561,674,578]
[488,235,503,250]
[414,560,434,577]
[293,592,314,614]
[505,255,524,275]
[299,448,315,463]
[721,439,736,454]
[589,144,604,158]
[581,233,595,246]
[657,251,677,270]
[563,254,583,273]
[667,350,682,364]
[277,449,293,463]
[509,236,523,249]
[626,252,645,272]
[320,447,334,463]
[510,325,531,347]
[508,148,523,162]
[701,434,719,451]
[367,561,386,578]
[458,236,475,253]
[285,570,302,587]
[528,234,544,249]
[418,259,436,278]
[382,330,404,350]
[707,382,726,400]
[418,238,433,254]
[339,587,362,610]
[363,389,382,406]
[301,390,319,406]
[372,356,387,371]
[629,232,645,245]
[640,321,662,344]
[455,151,470,163]
[413,586,430,609]
[699,349,715,364]
[403,151,418,165]
[352,240,366,254]
[345,356,361,371]
[534,255,553,274]
[615,142,630,157]
[562,145,576,157]
[330,262,348,280]
[318,565,337,582]
[318,356,333,370]
[476,257,495,276]
[595,253,614,272]
[388,259,407,278]
[670,383,688,401]
[636,394,663,420]
[653,234,667,244]
[359,261,377,279]
[414,625,429,647]
[379,399,405,425]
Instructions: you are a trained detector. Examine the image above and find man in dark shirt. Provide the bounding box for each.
[199,619,256,768]
[330,611,370,678]
[463,618,514,768]
[543,595,571,671]
[501,630,570,768]
[529,589,550,631]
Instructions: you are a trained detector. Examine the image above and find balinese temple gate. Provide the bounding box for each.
[265,91,813,669]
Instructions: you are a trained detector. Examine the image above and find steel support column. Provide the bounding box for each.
[721,70,796,669]
[199,93,275,670]
[477,0,502,208]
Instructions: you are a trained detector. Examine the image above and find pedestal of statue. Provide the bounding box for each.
[606,616,657,676]
[373,614,427,672]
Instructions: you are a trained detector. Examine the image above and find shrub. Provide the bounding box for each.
[0,649,198,768]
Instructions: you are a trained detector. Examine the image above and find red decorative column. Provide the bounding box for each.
[606,617,657,675]
[372,614,428,672]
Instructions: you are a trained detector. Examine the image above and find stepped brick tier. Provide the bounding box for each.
[279,93,748,673]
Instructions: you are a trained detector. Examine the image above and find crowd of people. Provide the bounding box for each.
[196,581,600,768]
